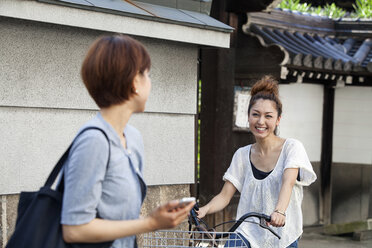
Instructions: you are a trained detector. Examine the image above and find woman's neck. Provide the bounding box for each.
[100,103,133,138]
[254,135,283,155]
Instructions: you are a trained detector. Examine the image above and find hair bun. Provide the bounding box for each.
[250,75,279,98]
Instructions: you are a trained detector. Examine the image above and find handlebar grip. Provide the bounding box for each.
[189,207,200,226]
[193,203,199,211]
[228,212,271,232]
[262,214,271,222]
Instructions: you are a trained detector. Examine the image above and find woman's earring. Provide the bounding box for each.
[275,125,280,136]
[135,89,139,93]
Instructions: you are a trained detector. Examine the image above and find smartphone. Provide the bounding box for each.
[176,197,196,208]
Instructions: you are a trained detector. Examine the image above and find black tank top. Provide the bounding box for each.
[250,150,300,180]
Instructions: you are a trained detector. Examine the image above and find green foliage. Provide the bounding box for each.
[278,0,311,12]
[320,3,346,18]
[352,0,372,18]
[311,6,323,15]
[278,0,372,19]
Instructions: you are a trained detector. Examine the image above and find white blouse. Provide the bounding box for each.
[223,138,317,248]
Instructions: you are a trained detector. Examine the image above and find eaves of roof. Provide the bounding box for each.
[38,0,233,33]
[243,10,372,85]
[0,0,233,48]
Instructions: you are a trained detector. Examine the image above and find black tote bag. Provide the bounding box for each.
[6,127,113,248]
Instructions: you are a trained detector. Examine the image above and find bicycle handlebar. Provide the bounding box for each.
[227,212,281,239]
[189,206,281,240]
[228,212,270,232]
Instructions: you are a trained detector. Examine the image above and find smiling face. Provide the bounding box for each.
[248,99,281,140]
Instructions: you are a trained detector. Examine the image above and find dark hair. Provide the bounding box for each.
[81,34,151,108]
[248,75,282,117]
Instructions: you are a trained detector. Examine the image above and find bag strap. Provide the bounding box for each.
[44,127,110,187]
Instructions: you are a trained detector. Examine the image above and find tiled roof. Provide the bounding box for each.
[243,10,372,84]
[250,24,372,72]
[38,0,233,32]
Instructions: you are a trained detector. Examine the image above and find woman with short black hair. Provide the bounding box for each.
[61,34,194,248]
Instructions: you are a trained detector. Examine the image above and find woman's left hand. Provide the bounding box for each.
[147,200,195,230]
[269,211,286,227]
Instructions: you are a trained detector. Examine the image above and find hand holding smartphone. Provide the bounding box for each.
[176,197,196,208]
[168,197,195,211]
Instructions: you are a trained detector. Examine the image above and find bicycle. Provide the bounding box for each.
[142,204,281,247]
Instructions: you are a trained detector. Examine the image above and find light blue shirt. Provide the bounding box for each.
[61,113,147,248]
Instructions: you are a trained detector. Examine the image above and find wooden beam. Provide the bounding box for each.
[320,84,335,225]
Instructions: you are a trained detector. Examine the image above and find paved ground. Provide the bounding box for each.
[299,232,372,248]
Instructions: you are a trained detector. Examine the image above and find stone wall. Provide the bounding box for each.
[0,185,191,247]
[0,195,19,248]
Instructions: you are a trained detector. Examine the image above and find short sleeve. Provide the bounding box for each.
[222,147,247,192]
[284,139,317,186]
[61,130,109,225]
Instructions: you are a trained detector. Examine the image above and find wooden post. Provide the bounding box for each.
[199,0,236,205]
[320,84,335,225]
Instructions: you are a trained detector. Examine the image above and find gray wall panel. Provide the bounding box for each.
[0,107,194,194]
[0,18,99,110]
[143,38,197,115]
[0,107,94,194]
[0,17,197,114]
[130,113,195,186]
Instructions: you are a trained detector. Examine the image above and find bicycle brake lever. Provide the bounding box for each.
[259,218,281,239]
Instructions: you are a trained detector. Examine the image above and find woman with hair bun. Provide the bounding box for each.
[197,76,317,248]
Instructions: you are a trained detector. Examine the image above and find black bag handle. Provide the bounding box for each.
[44,127,110,188]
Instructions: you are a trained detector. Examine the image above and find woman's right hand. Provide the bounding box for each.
[195,181,237,219]
[196,205,209,219]
[146,200,195,231]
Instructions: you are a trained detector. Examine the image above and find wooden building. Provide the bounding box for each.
[0,0,232,246]
[199,0,372,228]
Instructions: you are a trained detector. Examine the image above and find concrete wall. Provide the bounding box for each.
[0,17,197,195]
[0,15,199,246]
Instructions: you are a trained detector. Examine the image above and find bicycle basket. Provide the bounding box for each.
[142,229,249,247]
